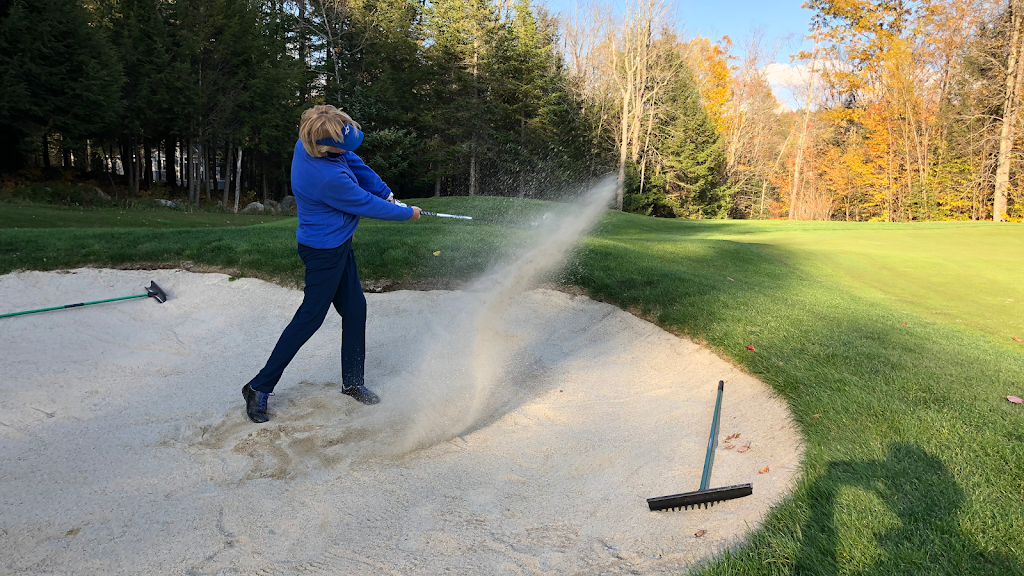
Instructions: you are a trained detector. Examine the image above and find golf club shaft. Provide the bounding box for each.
[419,210,502,224]
[0,293,148,319]
[699,380,725,491]
[419,210,543,227]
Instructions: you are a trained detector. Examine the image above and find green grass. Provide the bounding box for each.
[0,203,291,229]
[1,199,1022,575]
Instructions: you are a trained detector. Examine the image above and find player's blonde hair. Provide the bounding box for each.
[298,104,362,158]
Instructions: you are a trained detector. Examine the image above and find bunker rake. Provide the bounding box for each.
[0,281,168,319]
[647,380,754,511]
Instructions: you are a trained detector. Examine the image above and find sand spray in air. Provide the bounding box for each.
[347,176,617,456]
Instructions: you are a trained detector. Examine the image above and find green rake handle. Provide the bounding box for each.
[0,282,167,318]
[0,293,147,318]
[699,380,725,491]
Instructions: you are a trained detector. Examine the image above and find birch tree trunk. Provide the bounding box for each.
[201,142,210,203]
[790,41,818,221]
[234,147,243,214]
[994,0,1024,222]
[469,143,478,196]
[224,144,233,207]
[616,94,629,210]
[133,139,140,196]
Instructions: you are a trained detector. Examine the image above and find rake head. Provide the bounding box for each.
[647,483,753,512]
[146,281,168,304]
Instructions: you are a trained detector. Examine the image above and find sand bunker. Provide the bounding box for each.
[0,268,801,574]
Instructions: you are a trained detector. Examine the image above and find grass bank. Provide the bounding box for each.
[1,199,1022,574]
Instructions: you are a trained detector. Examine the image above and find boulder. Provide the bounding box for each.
[155,199,179,209]
[81,184,110,201]
[280,195,296,210]
[240,201,265,214]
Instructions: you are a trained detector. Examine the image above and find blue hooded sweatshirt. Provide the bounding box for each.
[290,139,413,249]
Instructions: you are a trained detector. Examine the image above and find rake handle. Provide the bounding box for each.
[0,293,149,319]
[699,380,725,491]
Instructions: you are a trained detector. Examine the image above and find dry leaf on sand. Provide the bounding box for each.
[695,530,707,538]
[737,442,751,453]
[758,466,770,474]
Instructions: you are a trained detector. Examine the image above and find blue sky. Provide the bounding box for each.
[542,0,816,106]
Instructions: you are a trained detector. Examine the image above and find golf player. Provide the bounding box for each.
[243,104,420,423]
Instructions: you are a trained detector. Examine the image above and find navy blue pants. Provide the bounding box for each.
[248,239,366,393]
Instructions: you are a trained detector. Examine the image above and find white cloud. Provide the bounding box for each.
[762,60,836,110]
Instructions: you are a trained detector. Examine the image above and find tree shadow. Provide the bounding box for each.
[794,442,1020,575]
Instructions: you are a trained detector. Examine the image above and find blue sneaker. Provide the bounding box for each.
[242,384,272,423]
[342,385,380,405]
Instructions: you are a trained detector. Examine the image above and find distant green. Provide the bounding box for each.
[1,199,1022,575]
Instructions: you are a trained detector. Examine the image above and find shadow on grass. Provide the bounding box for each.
[795,442,1020,575]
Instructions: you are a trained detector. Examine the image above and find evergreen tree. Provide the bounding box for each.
[659,66,731,218]
[0,0,122,170]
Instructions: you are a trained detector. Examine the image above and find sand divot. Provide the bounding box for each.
[0,268,802,575]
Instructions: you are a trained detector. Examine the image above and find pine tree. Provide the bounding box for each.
[0,0,122,171]
[659,66,731,218]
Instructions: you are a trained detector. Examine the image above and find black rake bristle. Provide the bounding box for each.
[646,483,753,512]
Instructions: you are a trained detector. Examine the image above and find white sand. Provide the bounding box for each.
[0,268,802,575]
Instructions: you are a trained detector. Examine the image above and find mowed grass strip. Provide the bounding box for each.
[1,199,1022,574]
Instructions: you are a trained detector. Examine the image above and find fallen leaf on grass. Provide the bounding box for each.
[695,529,707,538]
[777,361,784,365]
[758,466,770,474]
[811,414,821,421]
[738,442,751,453]
[1014,337,1022,342]
[746,345,756,351]
[901,322,908,326]
[726,277,734,281]
[432,251,441,256]
[1008,396,1023,404]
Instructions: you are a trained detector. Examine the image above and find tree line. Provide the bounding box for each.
[564,0,1024,222]
[2,0,1023,221]
[0,0,610,208]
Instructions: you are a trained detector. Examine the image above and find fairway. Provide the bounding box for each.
[1,198,1022,574]
[592,218,1024,341]
[712,221,1024,340]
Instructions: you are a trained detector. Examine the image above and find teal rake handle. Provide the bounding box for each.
[0,282,167,319]
[0,293,147,318]
[699,380,725,491]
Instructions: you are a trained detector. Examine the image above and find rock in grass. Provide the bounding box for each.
[280,195,296,210]
[83,184,110,201]
[240,202,265,214]
[155,199,180,209]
